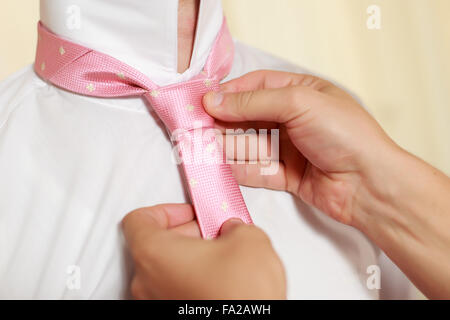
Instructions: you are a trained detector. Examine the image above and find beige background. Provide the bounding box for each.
[1,0,449,175]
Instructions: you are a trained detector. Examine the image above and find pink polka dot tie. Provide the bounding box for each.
[35,19,253,239]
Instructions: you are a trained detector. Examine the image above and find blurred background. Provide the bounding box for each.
[1,0,449,175]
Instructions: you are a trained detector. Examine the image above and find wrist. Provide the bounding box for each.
[351,138,450,253]
[351,141,450,298]
[351,142,415,236]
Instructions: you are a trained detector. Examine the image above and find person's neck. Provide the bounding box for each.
[178,0,200,73]
[39,0,222,85]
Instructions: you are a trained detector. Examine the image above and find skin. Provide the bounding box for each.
[177,0,199,73]
[122,0,450,300]
[122,205,286,300]
[201,70,450,299]
[123,2,286,300]
[123,70,450,299]
[124,0,285,300]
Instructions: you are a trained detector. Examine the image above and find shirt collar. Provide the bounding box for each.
[39,0,223,86]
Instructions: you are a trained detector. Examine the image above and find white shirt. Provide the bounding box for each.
[0,0,414,299]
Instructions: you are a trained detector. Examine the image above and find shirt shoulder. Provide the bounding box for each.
[231,40,313,76]
[0,65,46,128]
[231,41,364,106]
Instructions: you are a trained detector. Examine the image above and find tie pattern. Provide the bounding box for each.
[34,19,252,239]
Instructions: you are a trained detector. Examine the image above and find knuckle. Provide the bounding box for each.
[129,233,163,267]
[313,78,334,92]
[122,208,144,229]
[284,87,305,116]
[249,225,270,241]
[131,242,162,277]
[248,69,270,81]
[147,205,169,228]
[131,245,151,268]
[123,205,167,232]
[130,277,144,299]
[288,86,307,105]
[298,74,332,92]
[239,224,271,244]
[300,75,320,87]
[286,85,324,118]
[268,256,287,298]
[235,91,254,118]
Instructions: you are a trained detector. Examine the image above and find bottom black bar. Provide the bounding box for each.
[0,299,447,318]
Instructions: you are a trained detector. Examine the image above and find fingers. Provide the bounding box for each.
[218,218,286,300]
[204,70,344,125]
[219,218,272,248]
[204,84,325,124]
[122,204,196,255]
[230,162,288,191]
[228,144,307,195]
[171,220,201,238]
[220,70,326,92]
[219,218,266,242]
[220,70,348,98]
[219,218,244,235]
[220,219,272,248]
[221,131,275,162]
[214,119,278,134]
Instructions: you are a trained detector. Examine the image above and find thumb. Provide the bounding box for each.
[203,85,325,124]
[122,206,163,250]
[219,218,244,236]
[122,204,196,256]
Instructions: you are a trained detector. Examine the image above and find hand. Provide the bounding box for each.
[204,70,398,227]
[204,70,450,299]
[122,204,286,300]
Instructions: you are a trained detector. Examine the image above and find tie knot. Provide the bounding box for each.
[144,78,218,134]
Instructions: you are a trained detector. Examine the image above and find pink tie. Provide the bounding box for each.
[34,19,252,239]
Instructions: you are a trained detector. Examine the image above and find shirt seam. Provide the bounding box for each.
[0,85,37,133]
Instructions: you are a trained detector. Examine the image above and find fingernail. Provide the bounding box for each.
[225,218,243,225]
[219,218,244,235]
[220,218,244,235]
[212,91,224,107]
